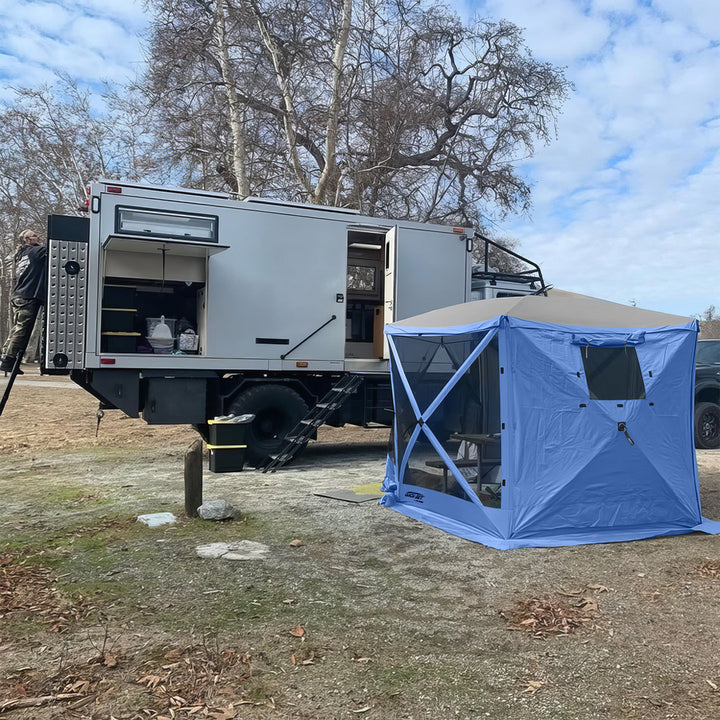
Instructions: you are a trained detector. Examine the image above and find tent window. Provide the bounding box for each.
[392,333,502,507]
[581,346,646,401]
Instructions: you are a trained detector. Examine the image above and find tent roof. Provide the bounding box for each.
[391,294,692,330]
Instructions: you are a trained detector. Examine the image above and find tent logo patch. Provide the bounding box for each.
[405,491,424,503]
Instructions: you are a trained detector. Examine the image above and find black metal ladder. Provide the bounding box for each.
[263,374,364,473]
[0,303,41,418]
[0,353,26,418]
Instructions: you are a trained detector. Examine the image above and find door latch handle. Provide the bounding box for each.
[618,421,635,446]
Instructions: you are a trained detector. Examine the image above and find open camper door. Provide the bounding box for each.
[393,227,470,320]
[382,226,397,359]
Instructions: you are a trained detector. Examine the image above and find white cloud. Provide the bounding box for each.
[0,0,147,93]
[481,0,611,62]
[471,0,720,316]
[654,0,720,40]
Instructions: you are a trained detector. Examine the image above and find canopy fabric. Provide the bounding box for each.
[380,296,720,550]
[390,294,692,330]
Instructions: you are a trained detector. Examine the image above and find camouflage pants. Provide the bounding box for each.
[1,297,41,360]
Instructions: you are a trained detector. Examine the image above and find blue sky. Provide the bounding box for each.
[1,0,718,316]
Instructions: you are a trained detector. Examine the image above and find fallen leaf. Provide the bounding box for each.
[290,625,305,638]
[138,674,162,688]
[103,651,118,668]
[587,583,608,593]
[290,654,296,666]
[352,707,371,713]
[289,539,303,547]
[352,657,371,664]
[558,587,583,596]
[522,680,545,694]
[576,597,598,612]
[208,708,237,719]
[66,680,91,693]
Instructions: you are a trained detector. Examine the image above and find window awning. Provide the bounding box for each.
[103,235,229,258]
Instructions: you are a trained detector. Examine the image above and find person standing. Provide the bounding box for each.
[1,229,47,373]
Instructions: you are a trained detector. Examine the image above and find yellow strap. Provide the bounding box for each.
[207,444,247,450]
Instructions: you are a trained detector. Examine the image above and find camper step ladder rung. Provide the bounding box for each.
[262,374,363,473]
[301,418,325,427]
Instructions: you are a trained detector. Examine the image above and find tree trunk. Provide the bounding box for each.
[215,0,250,196]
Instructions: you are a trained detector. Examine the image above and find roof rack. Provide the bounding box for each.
[473,232,546,293]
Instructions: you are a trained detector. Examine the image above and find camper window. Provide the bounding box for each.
[347,264,378,294]
[581,346,646,401]
[116,207,218,243]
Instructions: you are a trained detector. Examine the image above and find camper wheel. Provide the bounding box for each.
[230,384,309,467]
[694,402,720,450]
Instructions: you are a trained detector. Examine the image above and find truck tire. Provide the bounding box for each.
[694,401,720,450]
[230,384,309,467]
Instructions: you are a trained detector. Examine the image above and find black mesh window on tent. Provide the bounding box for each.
[390,332,502,508]
[581,345,646,401]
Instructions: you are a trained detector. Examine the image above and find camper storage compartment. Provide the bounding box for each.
[142,377,206,423]
[99,208,228,356]
[101,284,140,353]
[99,279,204,354]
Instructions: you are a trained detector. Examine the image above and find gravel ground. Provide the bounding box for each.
[1,367,720,719]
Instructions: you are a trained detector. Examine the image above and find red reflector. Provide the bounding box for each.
[100,358,116,365]
[106,186,122,194]
[452,227,465,234]
[296,361,309,368]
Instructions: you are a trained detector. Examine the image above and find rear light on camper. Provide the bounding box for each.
[100,357,116,365]
[106,185,122,194]
[453,227,465,233]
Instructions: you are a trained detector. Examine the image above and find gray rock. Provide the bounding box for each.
[195,540,270,560]
[137,512,177,527]
[197,499,235,520]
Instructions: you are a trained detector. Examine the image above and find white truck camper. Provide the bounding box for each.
[42,181,544,469]
[42,181,475,467]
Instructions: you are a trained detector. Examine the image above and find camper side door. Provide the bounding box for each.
[394,227,471,320]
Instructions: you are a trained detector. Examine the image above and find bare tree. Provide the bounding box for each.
[0,79,156,345]
[141,0,570,222]
[698,306,720,339]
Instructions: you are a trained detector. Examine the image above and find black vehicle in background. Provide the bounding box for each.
[695,339,720,449]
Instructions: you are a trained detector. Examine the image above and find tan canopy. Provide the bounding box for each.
[391,293,692,330]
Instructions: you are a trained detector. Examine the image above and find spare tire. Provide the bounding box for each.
[230,384,309,467]
[694,401,720,449]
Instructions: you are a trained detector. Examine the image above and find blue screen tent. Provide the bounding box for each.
[380,294,720,549]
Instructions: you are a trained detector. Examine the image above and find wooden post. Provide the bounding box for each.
[184,438,203,517]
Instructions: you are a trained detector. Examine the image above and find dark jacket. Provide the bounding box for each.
[13,245,47,302]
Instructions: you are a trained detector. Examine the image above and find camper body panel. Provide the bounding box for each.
[72,181,470,372]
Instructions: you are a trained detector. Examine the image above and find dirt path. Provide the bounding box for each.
[1,368,720,719]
